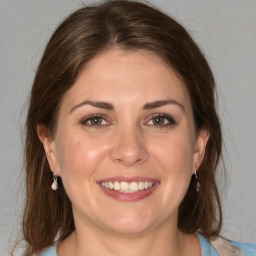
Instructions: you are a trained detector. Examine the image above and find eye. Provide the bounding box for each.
[146,114,176,127]
[81,114,109,126]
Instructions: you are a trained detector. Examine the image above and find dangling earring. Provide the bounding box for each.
[51,171,58,191]
[194,170,200,192]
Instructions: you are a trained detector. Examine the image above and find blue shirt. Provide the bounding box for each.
[39,233,256,256]
[197,233,256,256]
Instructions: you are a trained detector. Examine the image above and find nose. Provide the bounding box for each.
[110,126,149,167]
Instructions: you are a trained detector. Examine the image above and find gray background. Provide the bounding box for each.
[1,0,255,254]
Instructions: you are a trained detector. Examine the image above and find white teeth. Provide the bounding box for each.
[100,181,155,193]
[109,181,114,189]
[138,181,144,190]
[130,182,138,191]
[120,181,129,190]
[114,181,120,190]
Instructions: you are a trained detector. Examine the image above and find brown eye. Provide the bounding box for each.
[147,114,176,127]
[89,117,103,125]
[81,115,108,126]
[152,116,165,125]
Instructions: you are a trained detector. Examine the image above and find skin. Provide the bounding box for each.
[38,48,208,256]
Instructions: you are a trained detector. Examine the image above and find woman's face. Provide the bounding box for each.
[40,48,208,235]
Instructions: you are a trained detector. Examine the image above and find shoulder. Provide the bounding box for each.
[210,235,256,256]
[197,233,220,255]
[197,233,256,256]
[231,241,256,256]
[38,244,57,256]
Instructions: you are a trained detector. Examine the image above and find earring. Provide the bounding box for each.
[194,170,200,192]
[51,171,58,191]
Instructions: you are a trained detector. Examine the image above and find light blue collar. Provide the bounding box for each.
[39,243,57,256]
[196,232,220,256]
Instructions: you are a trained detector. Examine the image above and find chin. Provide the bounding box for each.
[101,211,156,235]
[108,222,152,235]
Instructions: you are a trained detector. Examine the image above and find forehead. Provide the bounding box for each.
[62,48,191,109]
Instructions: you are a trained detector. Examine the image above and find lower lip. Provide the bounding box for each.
[98,183,159,201]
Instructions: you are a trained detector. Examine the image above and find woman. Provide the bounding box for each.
[20,1,255,255]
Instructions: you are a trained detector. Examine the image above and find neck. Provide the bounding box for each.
[57,218,199,256]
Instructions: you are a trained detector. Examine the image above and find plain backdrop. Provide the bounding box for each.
[0,0,255,254]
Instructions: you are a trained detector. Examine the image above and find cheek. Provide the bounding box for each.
[54,130,113,213]
[151,132,195,203]
[55,130,109,183]
[154,130,195,170]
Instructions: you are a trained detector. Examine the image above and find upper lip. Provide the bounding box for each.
[98,176,159,183]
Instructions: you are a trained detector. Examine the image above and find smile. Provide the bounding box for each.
[98,177,159,201]
[100,181,154,193]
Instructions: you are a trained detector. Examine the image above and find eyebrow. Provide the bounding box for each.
[69,100,114,114]
[143,99,185,112]
[69,99,184,114]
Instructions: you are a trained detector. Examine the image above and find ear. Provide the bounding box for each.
[37,124,61,176]
[192,128,209,173]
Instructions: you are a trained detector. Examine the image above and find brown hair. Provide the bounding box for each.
[22,1,222,254]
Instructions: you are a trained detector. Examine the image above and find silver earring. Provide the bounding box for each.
[194,170,200,192]
[51,171,58,191]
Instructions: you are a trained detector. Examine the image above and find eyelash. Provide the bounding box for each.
[146,114,176,127]
[80,113,176,128]
[80,114,109,127]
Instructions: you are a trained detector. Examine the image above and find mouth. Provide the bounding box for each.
[100,181,155,193]
[97,177,159,201]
